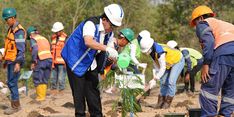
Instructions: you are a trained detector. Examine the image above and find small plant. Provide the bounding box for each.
[100,67,144,117]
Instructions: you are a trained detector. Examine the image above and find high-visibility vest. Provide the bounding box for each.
[205,18,234,49]
[61,17,113,77]
[51,32,67,65]
[162,45,182,69]
[32,34,52,60]
[121,39,141,64]
[4,24,26,61]
[180,47,202,67]
[153,43,182,69]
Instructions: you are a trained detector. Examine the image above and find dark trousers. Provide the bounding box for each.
[184,59,203,92]
[67,67,102,117]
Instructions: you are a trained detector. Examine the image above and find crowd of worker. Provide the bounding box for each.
[0,3,233,117]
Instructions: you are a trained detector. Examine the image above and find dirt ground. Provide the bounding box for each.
[0,83,201,117]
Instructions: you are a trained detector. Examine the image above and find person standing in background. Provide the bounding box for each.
[50,22,67,95]
[2,8,26,115]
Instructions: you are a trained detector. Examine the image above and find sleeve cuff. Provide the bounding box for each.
[203,59,211,65]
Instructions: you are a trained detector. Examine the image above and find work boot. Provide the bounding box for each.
[4,100,21,115]
[36,84,47,101]
[161,96,174,109]
[155,95,166,109]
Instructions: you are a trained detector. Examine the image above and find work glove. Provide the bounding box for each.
[106,47,118,58]
[149,79,157,89]
[0,82,4,88]
[137,63,147,68]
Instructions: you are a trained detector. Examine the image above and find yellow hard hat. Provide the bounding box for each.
[190,5,215,27]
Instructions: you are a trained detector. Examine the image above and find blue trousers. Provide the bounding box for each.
[200,55,234,117]
[33,59,52,87]
[7,63,20,100]
[51,64,66,90]
[160,57,185,97]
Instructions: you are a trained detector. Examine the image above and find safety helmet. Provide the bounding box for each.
[167,40,178,49]
[104,4,124,27]
[140,37,154,53]
[138,30,150,38]
[190,5,215,27]
[51,22,64,32]
[27,26,37,38]
[2,8,17,20]
[138,30,151,43]
[119,28,134,42]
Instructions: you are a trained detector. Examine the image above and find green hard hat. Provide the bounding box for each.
[2,8,17,20]
[27,26,37,39]
[120,28,134,42]
[117,52,131,69]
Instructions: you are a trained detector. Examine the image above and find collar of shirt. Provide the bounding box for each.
[99,19,105,33]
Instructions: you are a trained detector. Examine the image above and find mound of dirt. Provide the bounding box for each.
[42,107,59,113]
[27,111,44,117]
[62,102,74,109]
[175,100,194,108]
[106,110,119,117]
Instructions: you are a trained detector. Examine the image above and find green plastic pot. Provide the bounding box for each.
[117,53,131,69]
[164,113,185,117]
[189,108,201,117]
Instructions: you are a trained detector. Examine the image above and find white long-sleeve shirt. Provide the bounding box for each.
[152,53,166,80]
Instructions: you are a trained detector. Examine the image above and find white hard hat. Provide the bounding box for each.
[0,48,5,56]
[104,4,124,27]
[51,22,64,33]
[139,30,151,39]
[167,40,178,49]
[140,37,154,53]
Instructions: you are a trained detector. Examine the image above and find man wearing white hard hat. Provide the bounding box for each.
[50,22,67,95]
[61,4,124,117]
[138,30,184,109]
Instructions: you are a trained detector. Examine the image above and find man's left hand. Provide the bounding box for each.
[201,64,210,83]
[14,63,20,73]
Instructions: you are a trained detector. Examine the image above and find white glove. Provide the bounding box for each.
[1,88,8,94]
[0,82,4,88]
[149,79,156,89]
[106,47,118,58]
[137,63,147,68]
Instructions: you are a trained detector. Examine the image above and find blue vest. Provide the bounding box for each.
[150,42,164,60]
[61,17,112,77]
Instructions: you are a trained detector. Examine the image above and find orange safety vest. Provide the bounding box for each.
[51,32,67,65]
[4,24,26,61]
[205,18,234,49]
[32,34,52,60]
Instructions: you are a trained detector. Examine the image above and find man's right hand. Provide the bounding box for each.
[31,63,36,70]
[185,73,190,82]
[106,47,118,58]
[149,79,156,89]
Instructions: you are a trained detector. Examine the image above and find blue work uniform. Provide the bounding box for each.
[6,22,25,101]
[30,35,52,87]
[196,21,234,116]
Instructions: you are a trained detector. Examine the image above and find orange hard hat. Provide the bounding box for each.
[190,5,215,27]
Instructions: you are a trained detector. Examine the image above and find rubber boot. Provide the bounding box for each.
[161,96,174,109]
[155,95,166,109]
[4,100,21,115]
[36,84,47,101]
